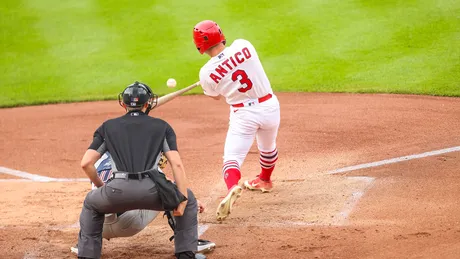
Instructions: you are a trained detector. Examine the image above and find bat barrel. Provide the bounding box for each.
[156,81,200,108]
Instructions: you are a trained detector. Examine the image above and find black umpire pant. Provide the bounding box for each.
[77,174,198,258]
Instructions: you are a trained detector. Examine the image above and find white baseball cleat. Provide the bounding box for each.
[197,239,216,253]
[70,245,78,254]
[216,185,243,221]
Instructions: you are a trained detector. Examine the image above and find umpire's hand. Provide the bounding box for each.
[173,200,187,216]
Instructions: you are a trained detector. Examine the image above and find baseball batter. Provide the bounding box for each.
[71,152,215,255]
[193,20,281,221]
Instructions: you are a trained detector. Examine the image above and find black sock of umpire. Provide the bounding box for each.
[176,251,195,259]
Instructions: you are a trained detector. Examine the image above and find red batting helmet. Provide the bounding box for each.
[193,20,226,54]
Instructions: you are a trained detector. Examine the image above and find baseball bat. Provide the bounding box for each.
[156,81,200,108]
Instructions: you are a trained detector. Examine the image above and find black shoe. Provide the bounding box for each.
[197,239,216,253]
[176,251,195,259]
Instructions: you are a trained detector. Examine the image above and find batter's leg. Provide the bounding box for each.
[102,210,159,239]
[256,102,280,182]
[256,127,279,181]
[217,113,258,221]
[222,116,258,190]
[244,105,280,192]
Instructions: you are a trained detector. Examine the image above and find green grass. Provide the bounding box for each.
[1,0,459,107]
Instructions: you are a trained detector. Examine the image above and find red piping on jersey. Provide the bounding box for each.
[231,93,272,108]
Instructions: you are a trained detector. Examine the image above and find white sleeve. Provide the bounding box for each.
[199,68,220,97]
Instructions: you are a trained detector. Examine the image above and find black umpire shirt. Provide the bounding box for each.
[88,111,178,172]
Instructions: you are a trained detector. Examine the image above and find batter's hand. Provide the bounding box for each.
[197,199,205,213]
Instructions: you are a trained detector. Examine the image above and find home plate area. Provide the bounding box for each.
[200,175,374,227]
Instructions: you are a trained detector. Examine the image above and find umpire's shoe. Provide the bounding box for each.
[176,251,206,259]
[197,239,216,253]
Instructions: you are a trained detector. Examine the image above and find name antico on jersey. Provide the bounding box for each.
[209,47,252,84]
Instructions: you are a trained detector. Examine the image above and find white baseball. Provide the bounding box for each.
[167,78,177,88]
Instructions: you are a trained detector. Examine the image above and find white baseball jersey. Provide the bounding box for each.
[199,39,273,105]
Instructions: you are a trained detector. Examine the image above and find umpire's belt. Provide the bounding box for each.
[112,171,150,180]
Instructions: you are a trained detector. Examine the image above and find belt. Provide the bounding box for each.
[112,172,150,180]
[231,93,273,108]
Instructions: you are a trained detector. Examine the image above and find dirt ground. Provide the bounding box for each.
[0,93,459,259]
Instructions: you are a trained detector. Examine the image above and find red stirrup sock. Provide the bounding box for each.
[222,160,241,190]
[259,148,278,181]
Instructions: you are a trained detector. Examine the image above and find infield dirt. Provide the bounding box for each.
[1,93,459,258]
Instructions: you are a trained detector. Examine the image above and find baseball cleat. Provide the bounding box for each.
[70,244,78,254]
[244,176,273,193]
[216,185,243,221]
[197,239,216,253]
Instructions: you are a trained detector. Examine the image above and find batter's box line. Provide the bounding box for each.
[330,176,375,226]
[0,166,88,182]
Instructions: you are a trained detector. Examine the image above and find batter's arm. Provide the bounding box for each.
[199,69,221,100]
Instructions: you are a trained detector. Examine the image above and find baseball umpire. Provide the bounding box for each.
[77,81,202,259]
[71,152,215,255]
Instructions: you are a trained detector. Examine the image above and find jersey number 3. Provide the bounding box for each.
[232,69,253,93]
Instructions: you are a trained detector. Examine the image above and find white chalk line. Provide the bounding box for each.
[326,146,460,175]
[330,176,375,226]
[198,224,209,237]
[0,166,55,181]
[0,166,88,182]
[0,178,88,182]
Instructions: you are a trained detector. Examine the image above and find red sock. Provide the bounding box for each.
[259,148,278,181]
[223,160,241,190]
[259,166,275,181]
